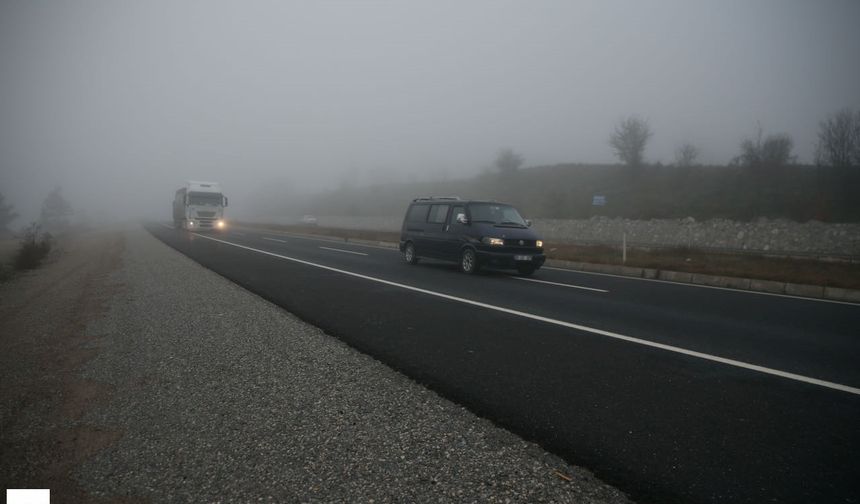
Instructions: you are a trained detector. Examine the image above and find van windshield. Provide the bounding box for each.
[468,204,527,227]
[188,192,223,206]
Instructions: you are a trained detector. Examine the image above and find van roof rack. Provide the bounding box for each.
[412,196,461,202]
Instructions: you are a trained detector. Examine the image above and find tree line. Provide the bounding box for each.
[7,109,856,228]
[493,107,860,176]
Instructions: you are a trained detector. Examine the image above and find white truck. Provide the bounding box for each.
[173,180,228,231]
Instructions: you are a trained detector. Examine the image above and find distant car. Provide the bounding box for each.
[399,197,545,275]
[301,215,318,226]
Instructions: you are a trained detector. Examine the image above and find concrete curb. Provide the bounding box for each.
[235,224,860,304]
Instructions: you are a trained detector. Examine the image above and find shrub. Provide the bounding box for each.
[14,223,53,270]
[0,263,11,282]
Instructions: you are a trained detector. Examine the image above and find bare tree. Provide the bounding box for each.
[734,126,795,172]
[674,143,700,168]
[0,193,19,236]
[494,148,524,175]
[609,116,652,170]
[815,108,860,168]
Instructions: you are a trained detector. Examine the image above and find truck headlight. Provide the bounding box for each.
[536,240,543,248]
[482,237,504,246]
[217,220,225,228]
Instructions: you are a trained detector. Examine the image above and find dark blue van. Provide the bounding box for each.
[399,197,546,275]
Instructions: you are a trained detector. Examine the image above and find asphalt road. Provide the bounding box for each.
[147,223,860,504]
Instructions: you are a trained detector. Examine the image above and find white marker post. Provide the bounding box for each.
[622,232,627,265]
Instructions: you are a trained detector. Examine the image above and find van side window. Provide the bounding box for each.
[428,205,450,224]
[406,204,429,223]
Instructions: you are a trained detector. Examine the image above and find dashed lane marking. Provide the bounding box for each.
[319,246,369,256]
[513,276,608,293]
[541,266,859,306]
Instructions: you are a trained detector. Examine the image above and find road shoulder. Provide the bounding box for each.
[1,226,631,503]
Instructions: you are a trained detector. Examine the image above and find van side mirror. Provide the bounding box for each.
[224,197,229,207]
[456,213,468,225]
[525,219,532,227]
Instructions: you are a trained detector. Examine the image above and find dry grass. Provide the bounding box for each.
[548,243,860,290]
[237,222,860,290]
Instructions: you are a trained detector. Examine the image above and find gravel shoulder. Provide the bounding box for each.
[1,226,630,503]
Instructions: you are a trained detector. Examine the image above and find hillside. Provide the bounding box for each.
[259,164,860,223]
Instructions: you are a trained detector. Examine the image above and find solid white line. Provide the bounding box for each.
[192,233,860,396]
[513,276,608,293]
[262,237,287,243]
[319,246,369,256]
[542,266,860,306]
[158,223,175,229]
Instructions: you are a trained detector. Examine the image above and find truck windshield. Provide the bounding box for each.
[468,204,527,226]
[188,192,223,206]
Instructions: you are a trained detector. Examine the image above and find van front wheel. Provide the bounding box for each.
[403,242,419,265]
[460,248,480,274]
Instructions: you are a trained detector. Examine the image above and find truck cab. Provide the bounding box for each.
[173,181,228,231]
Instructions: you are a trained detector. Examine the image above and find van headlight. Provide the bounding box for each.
[536,240,543,248]
[482,237,504,246]
[216,220,225,228]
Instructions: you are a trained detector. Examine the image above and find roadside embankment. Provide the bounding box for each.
[0,230,128,503]
[0,226,630,503]
[255,215,860,258]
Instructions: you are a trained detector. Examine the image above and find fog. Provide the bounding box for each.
[1,0,858,224]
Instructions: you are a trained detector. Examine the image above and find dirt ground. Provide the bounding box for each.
[0,231,144,504]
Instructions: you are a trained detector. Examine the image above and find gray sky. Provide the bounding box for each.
[1,0,859,222]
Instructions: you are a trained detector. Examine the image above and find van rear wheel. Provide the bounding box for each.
[460,248,480,274]
[403,242,419,265]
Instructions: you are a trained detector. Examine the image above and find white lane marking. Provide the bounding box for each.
[262,237,287,243]
[513,276,608,293]
[319,246,369,256]
[191,233,860,396]
[158,223,175,229]
[542,266,860,306]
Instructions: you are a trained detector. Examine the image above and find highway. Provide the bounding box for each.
[147,223,860,504]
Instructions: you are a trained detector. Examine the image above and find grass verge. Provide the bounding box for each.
[547,243,860,290]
